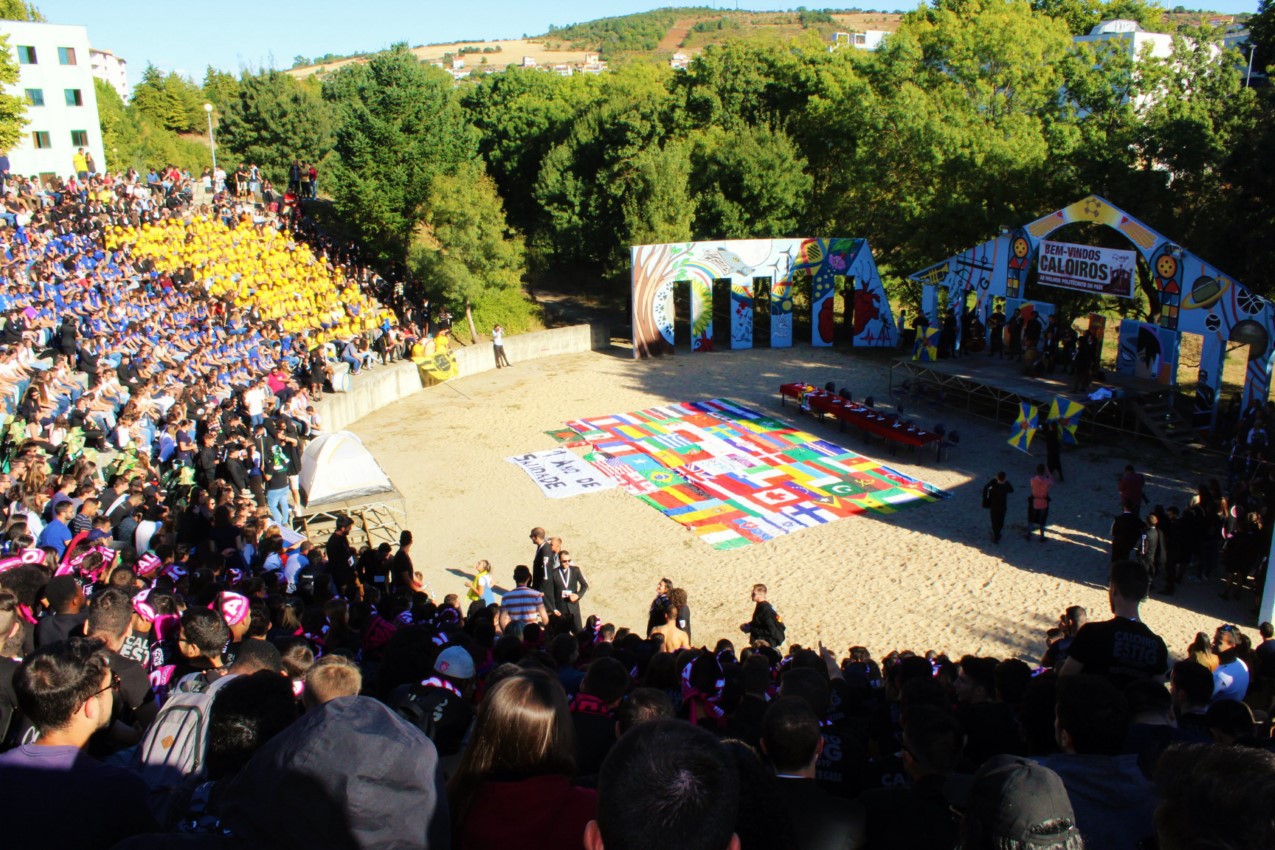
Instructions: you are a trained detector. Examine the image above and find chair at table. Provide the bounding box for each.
[937,429,960,462]
[839,388,852,402]
[825,381,836,393]
[933,422,946,438]
[864,396,875,408]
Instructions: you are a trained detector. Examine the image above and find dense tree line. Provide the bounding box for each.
[8,0,1273,326]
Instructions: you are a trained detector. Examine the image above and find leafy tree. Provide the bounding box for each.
[0,0,43,21]
[0,34,26,150]
[809,0,1077,274]
[1250,0,1274,75]
[533,63,677,268]
[325,46,478,264]
[94,77,209,173]
[1031,0,1164,35]
[461,67,595,234]
[409,162,537,330]
[201,67,240,112]
[621,139,696,246]
[217,69,333,184]
[689,124,812,240]
[131,64,203,133]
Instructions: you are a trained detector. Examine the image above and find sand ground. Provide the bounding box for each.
[353,346,1258,664]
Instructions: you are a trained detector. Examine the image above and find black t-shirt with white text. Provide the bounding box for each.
[1067,617,1169,685]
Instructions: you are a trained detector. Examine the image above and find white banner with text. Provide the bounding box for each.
[506,448,617,499]
[1036,240,1137,298]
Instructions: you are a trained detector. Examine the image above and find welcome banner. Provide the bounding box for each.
[506,448,617,499]
[1036,240,1136,298]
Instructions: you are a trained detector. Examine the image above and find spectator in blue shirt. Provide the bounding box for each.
[37,499,76,557]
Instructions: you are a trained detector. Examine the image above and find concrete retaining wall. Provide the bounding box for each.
[316,323,610,432]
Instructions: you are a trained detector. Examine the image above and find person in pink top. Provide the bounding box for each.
[1028,464,1054,542]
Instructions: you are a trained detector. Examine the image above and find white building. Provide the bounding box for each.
[1072,19,1174,61]
[0,21,106,182]
[831,31,888,52]
[89,47,128,102]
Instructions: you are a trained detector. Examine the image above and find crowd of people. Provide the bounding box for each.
[0,162,1271,850]
[2,509,1274,850]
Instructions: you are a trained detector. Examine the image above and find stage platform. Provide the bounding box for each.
[888,355,1184,444]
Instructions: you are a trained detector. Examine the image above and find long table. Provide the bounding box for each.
[779,383,942,454]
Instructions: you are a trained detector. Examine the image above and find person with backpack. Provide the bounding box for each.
[391,644,476,760]
[134,639,284,826]
[741,583,785,648]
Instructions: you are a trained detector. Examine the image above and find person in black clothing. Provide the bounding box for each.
[1060,560,1169,687]
[530,526,554,599]
[1110,502,1146,564]
[982,471,1013,544]
[571,656,630,777]
[742,583,785,648]
[856,705,963,850]
[326,516,359,598]
[197,431,221,490]
[1139,512,1167,587]
[35,576,87,648]
[1043,421,1063,483]
[391,644,476,759]
[57,315,78,359]
[761,696,867,850]
[646,577,673,636]
[391,530,415,592]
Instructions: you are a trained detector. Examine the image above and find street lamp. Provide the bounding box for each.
[203,102,217,176]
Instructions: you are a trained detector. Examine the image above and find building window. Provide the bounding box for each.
[17,46,36,64]
[57,46,76,65]
[24,89,44,106]
[32,131,51,149]
[65,89,83,107]
[70,130,89,146]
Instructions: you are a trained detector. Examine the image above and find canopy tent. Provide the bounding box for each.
[300,431,396,508]
[296,431,405,548]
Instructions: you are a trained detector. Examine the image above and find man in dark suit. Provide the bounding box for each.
[530,526,555,598]
[549,550,589,630]
[762,696,866,850]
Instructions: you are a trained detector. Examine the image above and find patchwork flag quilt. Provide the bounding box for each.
[566,399,950,550]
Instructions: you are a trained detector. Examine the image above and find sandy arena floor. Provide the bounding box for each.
[353,346,1258,663]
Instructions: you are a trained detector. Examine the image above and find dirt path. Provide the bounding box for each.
[657,19,694,52]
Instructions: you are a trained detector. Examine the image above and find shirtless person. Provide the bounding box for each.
[650,609,690,654]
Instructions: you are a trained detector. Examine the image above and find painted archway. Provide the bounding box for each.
[631,238,898,358]
[908,195,1271,427]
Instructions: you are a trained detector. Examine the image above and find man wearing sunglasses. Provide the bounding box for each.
[0,636,157,845]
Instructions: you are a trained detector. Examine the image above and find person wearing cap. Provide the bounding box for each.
[947,754,1080,850]
[392,644,477,759]
[215,591,253,665]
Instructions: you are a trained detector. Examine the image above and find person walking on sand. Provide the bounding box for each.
[983,471,1014,544]
[1027,464,1054,542]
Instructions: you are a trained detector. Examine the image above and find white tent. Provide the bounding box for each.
[299,431,397,508]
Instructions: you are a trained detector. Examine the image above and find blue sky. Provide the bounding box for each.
[45,0,1263,84]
